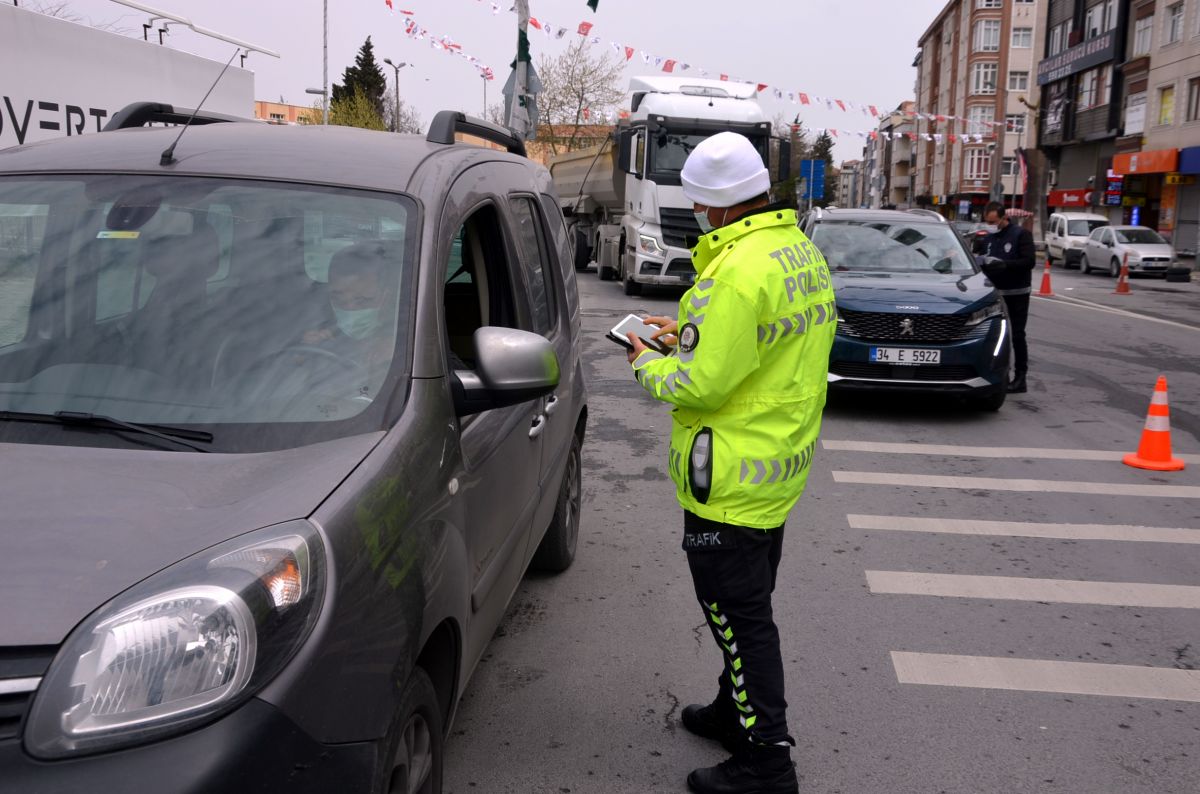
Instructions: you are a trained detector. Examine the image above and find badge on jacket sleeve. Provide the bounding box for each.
[1004,242,1013,253]
[679,323,700,353]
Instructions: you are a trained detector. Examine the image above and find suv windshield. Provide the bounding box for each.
[1068,219,1108,236]
[1116,228,1166,245]
[811,220,977,275]
[0,175,415,452]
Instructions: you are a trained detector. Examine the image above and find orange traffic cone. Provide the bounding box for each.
[1037,257,1054,296]
[1114,253,1132,295]
[1123,377,1185,472]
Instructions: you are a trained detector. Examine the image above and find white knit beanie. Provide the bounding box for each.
[680,132,771,208]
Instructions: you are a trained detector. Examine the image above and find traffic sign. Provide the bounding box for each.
[800,159,826,201]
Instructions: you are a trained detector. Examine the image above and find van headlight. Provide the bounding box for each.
[638,234,666,258]
[965,301,1004,326]
[25,521,325,759]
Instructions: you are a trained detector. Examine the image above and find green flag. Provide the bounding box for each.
[587,0,599,10]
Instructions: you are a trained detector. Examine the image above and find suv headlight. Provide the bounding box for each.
[638,234,666,258]
[25,521,325,759]
[965,301,1004,326]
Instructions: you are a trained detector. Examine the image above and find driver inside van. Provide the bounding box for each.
[302,241,396,371]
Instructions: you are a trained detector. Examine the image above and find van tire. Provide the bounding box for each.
[384,668,443,794]
[531,433,581,573]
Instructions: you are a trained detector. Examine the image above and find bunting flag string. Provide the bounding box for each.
[385,3,498,79]
[419,0,1011,133]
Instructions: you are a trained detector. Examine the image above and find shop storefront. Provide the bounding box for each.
[1175,147,1200,256]
[1112,149,1180,235]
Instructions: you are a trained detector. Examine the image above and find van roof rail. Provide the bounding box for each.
[104,102,251,131]
[426,111,527,157]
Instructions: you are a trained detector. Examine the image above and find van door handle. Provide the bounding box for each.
[529,414,546,440]
[544,395,560,417]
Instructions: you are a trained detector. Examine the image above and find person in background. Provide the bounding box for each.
[981,201,1035,394]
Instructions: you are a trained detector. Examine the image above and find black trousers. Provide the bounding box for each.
[1002,293,1030,376]
[683,511,792,747]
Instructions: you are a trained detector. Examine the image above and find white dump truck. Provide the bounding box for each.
[550,76,781,295]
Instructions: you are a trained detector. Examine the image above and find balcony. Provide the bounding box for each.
[891,175,912,189]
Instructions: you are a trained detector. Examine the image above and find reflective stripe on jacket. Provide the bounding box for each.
[632,207,836,529]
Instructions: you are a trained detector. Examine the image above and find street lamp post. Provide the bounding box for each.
[305,87,327,124]
[323,0,328,126]
[383,58,409,133]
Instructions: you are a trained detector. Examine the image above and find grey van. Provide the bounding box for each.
[0,105,587,793]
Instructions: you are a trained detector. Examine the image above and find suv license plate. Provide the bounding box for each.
[871,347,941,365]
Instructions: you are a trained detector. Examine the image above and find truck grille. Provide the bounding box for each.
[831,362,979,381]
[0,647,55,741]
[659,208,702,248]
[838,309,987,342]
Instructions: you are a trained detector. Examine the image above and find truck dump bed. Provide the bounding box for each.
[548,142,624,214]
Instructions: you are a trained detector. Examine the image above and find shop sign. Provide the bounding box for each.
[1048,189,1092,207]
[1166,174,1196,186]
[1179,146,1200,175]
[1113,149,1180,175]
[1105,169,1124,206]
[1122,196,1147,207]
[1125,93,1147,136]
[958,200,971,216]
[1037,30,1118,85]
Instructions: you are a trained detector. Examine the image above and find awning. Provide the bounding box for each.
[1048,189,1092,207]
[1112,149,1179,175]
[1179,146,1200,175]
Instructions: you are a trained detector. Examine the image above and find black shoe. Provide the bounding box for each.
[687,746,799,794]
[681,702,742,753]
[1007,373,1027,394]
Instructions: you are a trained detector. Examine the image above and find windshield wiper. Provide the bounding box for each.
[0,410,213,453]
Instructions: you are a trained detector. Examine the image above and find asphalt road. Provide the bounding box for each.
[444,268,1200,794]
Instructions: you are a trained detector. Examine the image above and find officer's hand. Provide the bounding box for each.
[644,316,679,347]
[626,332,648,364]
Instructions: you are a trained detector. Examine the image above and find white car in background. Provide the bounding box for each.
[1046,211,1109,266]
[1080,225,1179,277]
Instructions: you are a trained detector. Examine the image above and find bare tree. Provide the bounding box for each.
[22,1,133,34]
[534,38,625,157]
[485,103,506,126]
[384,91,424,135]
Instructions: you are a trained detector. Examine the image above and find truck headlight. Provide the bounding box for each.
[638,234,666,258]
[25,521,325,759]
[965,301,1004,326]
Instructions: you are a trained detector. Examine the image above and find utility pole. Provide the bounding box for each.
[322,0,329,125]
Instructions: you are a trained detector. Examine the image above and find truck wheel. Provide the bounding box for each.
[623,275,642,296]
[573,229,591,272]
[598,263,616,281]
[531,432,581,573]
[384,667,443,794]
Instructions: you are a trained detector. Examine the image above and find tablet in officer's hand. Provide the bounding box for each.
[606,314,672,356]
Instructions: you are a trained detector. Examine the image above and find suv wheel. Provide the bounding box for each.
[386,668,443,794]
[531,432,582,573]
[975,388,1006,412]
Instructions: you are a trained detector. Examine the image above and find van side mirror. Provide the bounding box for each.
[451,328,560,417]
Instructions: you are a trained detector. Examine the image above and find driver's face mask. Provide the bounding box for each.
[333,307,381,340]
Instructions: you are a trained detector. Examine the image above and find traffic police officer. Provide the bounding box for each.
[625,132,836,794]
[981,201,1035,393]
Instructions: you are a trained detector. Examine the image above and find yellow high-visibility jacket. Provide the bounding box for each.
[633,207,836,529]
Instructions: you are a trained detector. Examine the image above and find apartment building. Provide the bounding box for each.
[914,0,1049,220]
[839,160,864,208]
[1114,0,1200,250]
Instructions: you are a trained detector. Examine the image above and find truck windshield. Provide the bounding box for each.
[811,221,977,276]
[0,175,415,453]
[648,131,770,182]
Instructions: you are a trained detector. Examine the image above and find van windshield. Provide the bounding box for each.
[811,220,977,275]
[1068,219,1108,236]
[0,175,415,452]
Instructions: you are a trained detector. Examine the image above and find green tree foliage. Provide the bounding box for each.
[810,131,839,208]
[333,37,388,120]
[330,86,387,131]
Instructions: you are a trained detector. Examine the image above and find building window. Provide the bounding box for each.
[966,148,991,180]
[1005,114,1027,133]
[1076,66,1111,111]
[976,19,1001,52]
[1159,85,1176,125]
[1189,78,1200,123]
[967,105,995,135]
[269,113,285,121]
[1103,0,1118,32]
[1167,2,1184,44]
[977,0,1002,7]
[1085,3,1103,38]
[1134,15,1154,56]
[973,62,999,94]
[1012,27,1033,48]
[1002,156,1020,176]
[1008,71,1029,92]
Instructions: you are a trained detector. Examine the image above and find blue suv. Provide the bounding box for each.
[800,208,1011,411]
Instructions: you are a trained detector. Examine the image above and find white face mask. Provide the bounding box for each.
[694,207,730,235]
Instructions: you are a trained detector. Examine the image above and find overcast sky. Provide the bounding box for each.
[50,0,950,162]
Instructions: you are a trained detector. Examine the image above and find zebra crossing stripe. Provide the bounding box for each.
[866,570,1200,609]
[847,515,1200,544]
[892,652,1200,703]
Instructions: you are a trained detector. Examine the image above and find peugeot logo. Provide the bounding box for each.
[899,318,915,337]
